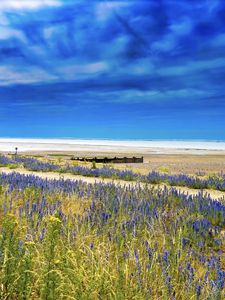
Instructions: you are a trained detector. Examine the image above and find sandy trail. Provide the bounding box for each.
[1,167,225,201]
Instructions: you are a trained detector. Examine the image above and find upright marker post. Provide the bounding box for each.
[15,147,18,160]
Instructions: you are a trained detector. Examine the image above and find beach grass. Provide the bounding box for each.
[0,172,225,299]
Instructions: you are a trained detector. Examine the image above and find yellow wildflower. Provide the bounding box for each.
[49,216,61,223]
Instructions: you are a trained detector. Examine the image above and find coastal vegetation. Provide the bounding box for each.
[0,172,225,299]
[0,155,225,191]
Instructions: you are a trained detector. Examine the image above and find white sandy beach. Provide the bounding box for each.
[0,138,225,155]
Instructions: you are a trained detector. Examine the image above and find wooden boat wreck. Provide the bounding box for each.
[71,156,143,164]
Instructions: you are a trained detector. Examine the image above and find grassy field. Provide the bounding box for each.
[0,171,225,299]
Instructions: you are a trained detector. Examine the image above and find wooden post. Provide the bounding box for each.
[15,147,18,160]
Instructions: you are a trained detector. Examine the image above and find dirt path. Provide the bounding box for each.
[0,167,225,201]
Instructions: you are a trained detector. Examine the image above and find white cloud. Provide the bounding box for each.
[130,60,155,75]
[170,18,192,36]
[0,60,110,86]
[0,0,61,10]
[0,26,26,40]
[100,88,211,104]
[95,1,129,21]
[159,57,225,76]
[151,34,176,52]
[0,66,57,85]
[58,61,109,80]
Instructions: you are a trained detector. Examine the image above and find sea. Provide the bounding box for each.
[0,138,225,152]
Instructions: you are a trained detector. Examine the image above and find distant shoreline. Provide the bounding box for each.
[0,137,225,143]
[1,138,225,154]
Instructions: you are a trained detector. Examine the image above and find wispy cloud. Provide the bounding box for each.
[0,0,61,10]
[0,0,224,139]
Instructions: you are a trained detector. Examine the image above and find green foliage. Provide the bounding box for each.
[41,216,62,299]
[159,166,170,173]
[8,164,18,169]
[48,154,71,157]
[91,161,97,169]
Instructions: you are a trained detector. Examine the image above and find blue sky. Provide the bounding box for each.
[0,0,225,140]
